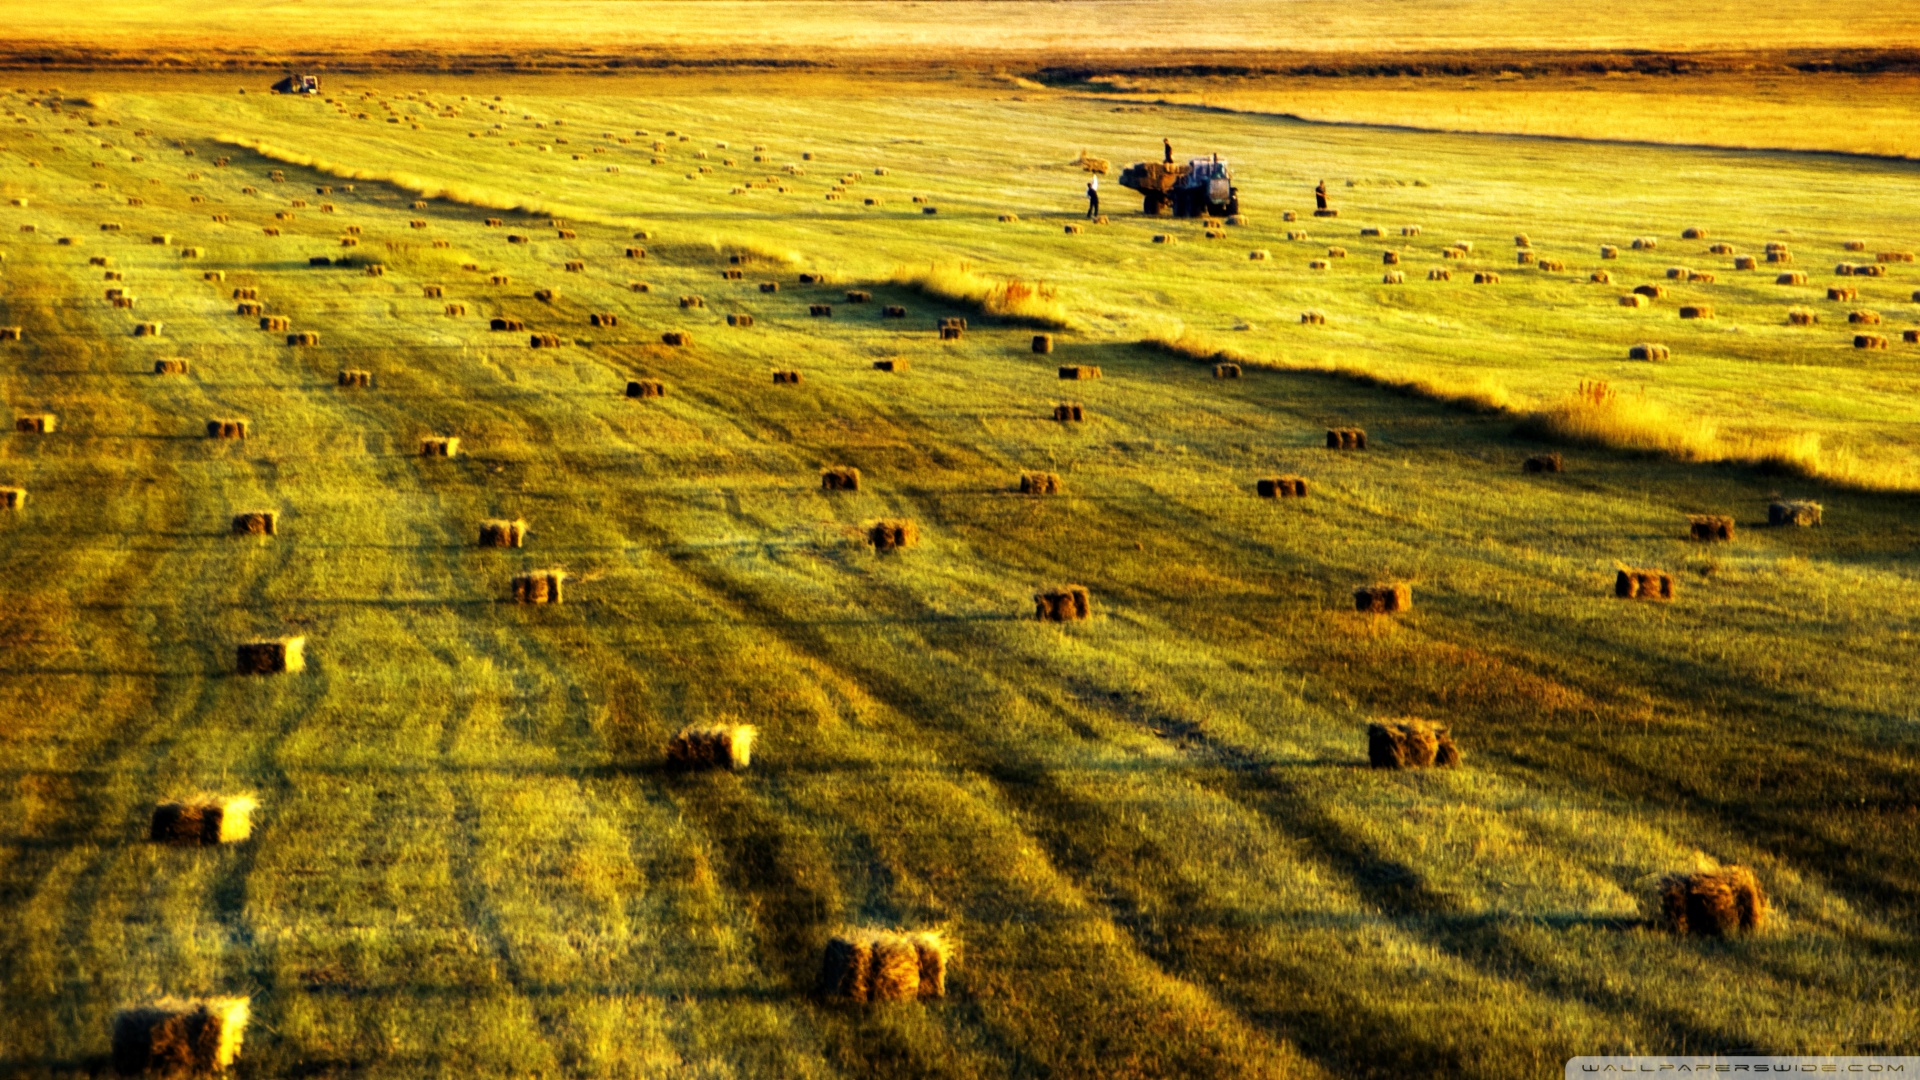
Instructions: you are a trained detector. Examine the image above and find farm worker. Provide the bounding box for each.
[1163,138,1173,164]
[1315,180,1328,210]
[1085,177,1100,219]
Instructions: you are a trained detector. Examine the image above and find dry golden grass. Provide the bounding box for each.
[889,264,1071,328]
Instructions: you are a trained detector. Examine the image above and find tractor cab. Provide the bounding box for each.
[1118,155,1238,217]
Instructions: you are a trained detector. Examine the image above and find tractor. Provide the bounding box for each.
[1117,156,1238,217]
[270,74,321,95]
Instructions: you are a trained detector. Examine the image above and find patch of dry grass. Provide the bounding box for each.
[889,264,1070,328]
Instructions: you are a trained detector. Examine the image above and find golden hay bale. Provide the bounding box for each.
[1709,243,1736,255]
[1590,270,1613,284]
[1327,246,1348,258]
[1732,255,1758,270]
[1326,427,1367,450]
[511,568,568,604]
[179,247,204,259]
[489,318,525,332]
[1835,262,1861,276]
[1058,364,1101,379]
[590,312,619,327]
[1615,566,1674,601]
[149,795,257,844]
[626,379,666,399]
[0,487,25,510]
[1856,263,1887,277]
[338,369,372,388]
[884,305,907,318]
[1848,310,1882,324]
[1879,251,1916,263]
[1777,271,1808,285]
[1064,223,1084,235]
[1001,214,1021,223]
[421,436,460,457]
[1052,401,1085,422]
[1313,208,1339,218]
[1353,583,1412,613]
[821,931,948,1003]
[1855,333,1889,350]
[508,234,529,244]
[1248,248,1270,261]
[533,288,559,304]
[1428,269,1453,281]
[1632,237,1658,250]
[680,295,706,309]
[1633,284,1667,299]
[666,725,758,770]
[205,418,248,439]
[1214,362,1242,378]
[231,511,277,536]
[1828,286,1857,302]
[557,229,577,240]
[1600,245,1620,259]
[1523,452,1563,473]
[288,331,320,346]
[1382,250,1401,266]
[1841,239,1868,251]
[1537,259,1566,272]
[821,466,862,492]
[1629,343,1669,361]
[1769,500,1822,527]
[561,260,584,273]
[1682,227,1708,240]
[133,322,162,337]
[1766,250,1794,264]
[478,518,529,548]
[237,636,304,674]
[662,331,691,346]
[529,333,563,348]
[153,358,190,375]
[872,358,906,372]
[1152,234,1174,244]
[113,296,139,309]
[1019,471,1063,495]
[446,302,468,316]
[868,518,920,551]
[150,234,171,245]
[339,237,360,247]
[773,369,804,385]
[259,314,291,332]
[14,414,55,433]
[1034,584,1092,622]
[845,290,872,303]
[809,304,833,317]
[1300,310,1327,325]
[1256,475,1308,498]
[1689,514,1735,542]
[1307,259,1331,271]
[727,313,755,327]
[1474,272,1501,284]
[1906,329,1920,343]
[1786,309,1818,326]
[112,998,251,1075]
[1517,250,1537,265]
[1360,226,1384,238]
[1658,866,1766,936]
[1368,719,1459,769]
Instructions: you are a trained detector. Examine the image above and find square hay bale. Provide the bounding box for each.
[511,568,568,604]
[1709,243,1737,255]
[821,466,862,492]
[1855,333,1889,350]
[665,724,757,770]
[626,379,667,399]
[1360,226,1384,237]
[1828,286,1858,302]
[1290,231,1312,242]
[154,358,190,375]
[112,998,250,1075]
[726,313,755,327]
[884,305,907,317]
[1057,364,1100,379]
[846,290,872,303]
[179,247,204,259]
[1151,234,1174,244]
[1249,249,1270,261]
[534,289,559,304]
[1474,272,1501,284]
[1307,260,1331,271]
[1353,583,1412,613]
[340,237,359,247]
[1689,514,1735,542]
[287,331,320,346]
[14,413,55,433]
[261,316,291,332]
[1879,251,1917,263]
[446,303,468,316]
[1313,208,1339,217]
[1658,866,1766,936]
[1787,309,1819,326]
[205,418,248,439]
[1256,476,1308,498]
[1517,250,1537,265]
[1769,500,1822,527]
[1766,250,1794,264]
[338,369,372,387]
[1590,270,1613,284]
[557,229,577,240]
[1064,223,1084,235]
[565,261,585,273]
[1367,719,1460,769]
[662,331,691,346]
[680,295,705,309]
[232,287,258,301]
[1052,402,1085,422]
[1300,310,1327,325]
[1523,453,1563,473]
[1019,471,1063,495]
[113,296,139,309]
[1400,225,1420,236]
[1614,567,1674,600]
[1326,427,1367,450]
[1428,269,1453,281]
[1835,263,1860,276]
[231,511,277,536]
[1632,237,1658,250]
[873,359,906,373]
[508,234,529,244]
[150,234,171,245]
[1906,329,1920,344]
[590,312,619,327]
[1537,259,1565,272]
[940,325,965,340]
[0,487,24,510]
[773,369,804,385]
[529,333,563,348]
[1514,234,1531,247]
[237,636,304,674]
[421,436,460,457]
[1733,255,1757,270]
[1214,363,1242,378]
[1777,271,1808,285]
[758,282,780,293]
[1682,227,1708,240]
[1858,263,1887,278]
[133,322,162,337]
[489,318,524,332]
[868,518,920,551]
[1633,284,1667,299]
[1034,584,1092,621]
[809,304,833,317]
[820,930,950,1003]
[478,518,529,547]
[1849,310,1882,324]
[149,795,257,844]
[1629,343,1670,361]
[1327,246,1348,258]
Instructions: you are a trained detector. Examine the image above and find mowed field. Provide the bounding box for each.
[1,73,1919,1078]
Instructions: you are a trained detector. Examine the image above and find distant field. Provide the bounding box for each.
[2,73,1918,1079]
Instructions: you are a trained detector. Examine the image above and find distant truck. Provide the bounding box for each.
[1117,157,1238,217]
[270,74,321,95]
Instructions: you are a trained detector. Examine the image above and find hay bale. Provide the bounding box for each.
[1300,310,1327,325]
[510,568,568,604]
[1353,583,1412,613]
[179,247,204,259]
[821,466,862,491]
[868,519,920,551]
[149,794,257,845]
[420,436,459,457]
[337,369,372,388]
[1629,343,1670,361]
[1835,263,1860,276]
[772,369,804,385]
[1474,272,1501,284]
[1034,584,1092,622]
[153,358,190,375]
[1019,471,1062,495]
[133,322,162,337]
[1658,866,1766,936]
[237,637,304,673]
[1256,476,1308,498]
[205,418,249,439]
[1326,427,1367,450]
[872,359,906,373]
[1848,310,1882,324]
[1537,259,1565,272]
[0,487,24,510]
[1327,246,1348,258]
[1428,269,1453,281]
[809,304,833,317]
[1855,333,1890,350]
[1001,214,1022,224]
[478,518,529,547]
[1151,234,1174,244]
[557,229,577,240]
[1632,237,1658,250]
[1682,227,1708,240]
[1522,452,1564,473]
[1766,250,1794,264]
[1828,286,1858,302]
[14,413,54,433]
[1633,284,1667,299]
[1598,244,1619,259]
[1769,500,1822,526]
[1214,363,1242,378]
[626,379,667,399]
[1052,402,1085,422]
[1879,251,1917,263]
[1777,271,1808,285]
[1360,226,1384,238]
[590,312,620,328]
[287,332,320,346]
[1057,364,1101,379]
[665,725,758,770]
[1308,260,1331,271]
[1313,208,1339,217]
[113,296,139,310]
[1906,329,1920,344]
[1709,243,1736,255]
[507,234,528,244]
[1382,250,1401,266]
[1249,249,1270,261]
[1614,566,1674,601]
[1064,223,1084,235]
[533,289,559,304]
[940,325,965,341]
[680,295,706,309]
[529,333,563,348]
[1857,263,1887,278]
[1689,514,1735,542]
[662,331,691,346]
[1367,719,1459,769]
[112,998,251,1075]
[1590,270,1613,284]
[726,313,754,327]
[883,305,907,318]
[489,318,525,332]
[1382,271,1405,284]
[229,510,277,536]
[1517,251,1537,265]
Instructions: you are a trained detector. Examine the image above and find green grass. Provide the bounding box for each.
[1,74,1918,1079]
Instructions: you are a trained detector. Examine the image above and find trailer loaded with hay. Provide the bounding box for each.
[1117,157,1239,218]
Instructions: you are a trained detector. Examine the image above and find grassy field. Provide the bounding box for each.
[2,71,1919,1079]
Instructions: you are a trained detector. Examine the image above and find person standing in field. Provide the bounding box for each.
[1163,138,1173,164]
[1085,176,1099,219]
[1315,180,1328,210]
